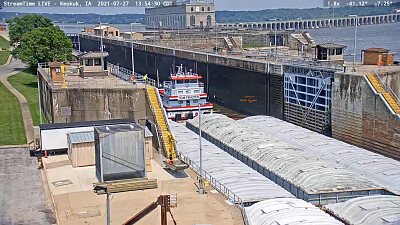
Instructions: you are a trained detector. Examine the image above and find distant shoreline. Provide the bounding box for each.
[0,4,399,23]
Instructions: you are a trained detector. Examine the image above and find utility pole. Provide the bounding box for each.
[198,104,204,194]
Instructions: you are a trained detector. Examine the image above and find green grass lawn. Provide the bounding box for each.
[8,71,46,127]
[0,51,10,66]
[0,35,10,50]
[0,82,26,145]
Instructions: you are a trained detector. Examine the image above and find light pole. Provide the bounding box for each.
[94,186,110,225]
[270,18,279,60]
[77,21,84,53]
[99,21,109,72]
[130,22,136,76]
[151,21,156,43]
[349,15,358,72]
[198,104,204,195]
[174,21,180,46]
[62,21,66,31]
[214,23,218,54]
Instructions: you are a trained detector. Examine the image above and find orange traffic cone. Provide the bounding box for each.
[44,149,48,158]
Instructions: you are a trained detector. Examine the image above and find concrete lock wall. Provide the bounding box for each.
[378,71,400,99]
[79,35,284,118]
[331,73,400,160]
[38,74,146,123]
[52,88,146,123]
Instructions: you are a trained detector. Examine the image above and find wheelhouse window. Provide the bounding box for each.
[94,59,101,66]
[85,59,93,66]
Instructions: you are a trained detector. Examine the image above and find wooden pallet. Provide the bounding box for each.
[94,178,158,195]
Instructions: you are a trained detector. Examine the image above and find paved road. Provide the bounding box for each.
[0,57,26,77]
[0,147,55,224]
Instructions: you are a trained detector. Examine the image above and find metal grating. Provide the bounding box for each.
[283,66,334,133]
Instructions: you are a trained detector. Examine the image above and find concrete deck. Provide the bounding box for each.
[39,67,144,90]
[0,31,10,41]
[345,62,400,75]
[42,154,244,225]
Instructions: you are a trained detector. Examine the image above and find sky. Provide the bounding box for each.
[1,0,324,14]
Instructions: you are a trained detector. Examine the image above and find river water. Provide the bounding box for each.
[59,23,146,33]
[307,22,400,61]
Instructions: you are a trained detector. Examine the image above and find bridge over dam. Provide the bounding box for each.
[218,13,400,30]
[78,34,400,160]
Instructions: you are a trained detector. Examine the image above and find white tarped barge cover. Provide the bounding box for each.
[324,195,400,225]
[246,198,343,225]
[169,121,294,204]
[238,116,400,196]
[187,114,384,205]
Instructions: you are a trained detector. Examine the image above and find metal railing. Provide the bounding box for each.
[373,71,400,107]
[37,63,54,86]
[363,75,400,119]
[107,62,157,87]
[102,55,252,223]
[38,62,137,89]
[82,33,342,72]
[178,152,249,225]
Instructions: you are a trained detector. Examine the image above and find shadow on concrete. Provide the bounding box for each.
[163,168,189,179]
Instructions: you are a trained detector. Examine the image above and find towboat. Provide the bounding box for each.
[160,65,213,120]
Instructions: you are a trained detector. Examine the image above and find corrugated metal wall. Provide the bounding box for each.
[95,126,145,181]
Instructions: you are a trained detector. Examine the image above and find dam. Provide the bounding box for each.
[218,13,400,30]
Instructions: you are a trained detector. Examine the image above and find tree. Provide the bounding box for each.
[6,14,53,44]
[12,26,72,70]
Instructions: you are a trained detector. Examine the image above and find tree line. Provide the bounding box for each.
[6,15,72,70]
[1,4,398,24]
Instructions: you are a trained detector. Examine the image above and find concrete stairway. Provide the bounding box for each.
[366,74,400,114]
[228,36,238,48]
[291,33,309,45]
[302,32,316,45]
[146,87,177,159]
[223,37,234,50]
